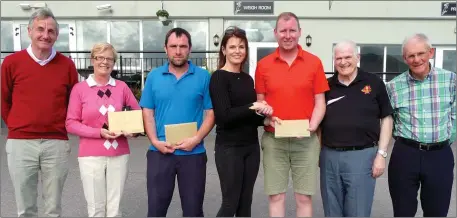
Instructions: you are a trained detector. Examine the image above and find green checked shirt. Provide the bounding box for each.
[386,67,456,144]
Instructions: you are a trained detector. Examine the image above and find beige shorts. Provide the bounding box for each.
[261,131,320,196]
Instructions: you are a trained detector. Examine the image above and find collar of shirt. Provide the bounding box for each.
[407,64,435,82]
[86,74,116,87]
[160,60,196,75]
[273,44,306,61]
[329,68,366,87]
[26,44,56,66]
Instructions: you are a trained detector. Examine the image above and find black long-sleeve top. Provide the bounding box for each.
[209,69,265,146]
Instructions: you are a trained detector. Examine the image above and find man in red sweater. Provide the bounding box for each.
[1,8,78,217]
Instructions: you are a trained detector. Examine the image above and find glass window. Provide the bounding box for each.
[20,24,29,49]
[1,21,14,60]
[443,50,456,73]
[224,20,276,42]
[142,20,172,72]
[75,21,108,70]
[142,20,209,73]
[176,21,208,69]
[385,45,408,73]
[360,45,384,72]
[110,21,141,75]
[55,24,70,56]
[20,22,71,56]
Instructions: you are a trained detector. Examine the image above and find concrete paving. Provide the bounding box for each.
[1,130,456,217]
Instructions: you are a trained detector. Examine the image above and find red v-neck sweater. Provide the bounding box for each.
[1,49,79,140]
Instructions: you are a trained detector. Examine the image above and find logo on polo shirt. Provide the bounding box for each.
[361,85,372,94]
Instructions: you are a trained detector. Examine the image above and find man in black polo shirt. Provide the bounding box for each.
[319,40,394,217]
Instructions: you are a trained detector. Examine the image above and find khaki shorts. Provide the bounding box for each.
[261,131,320,196]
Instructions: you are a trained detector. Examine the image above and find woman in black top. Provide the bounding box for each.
[209,26,273,217]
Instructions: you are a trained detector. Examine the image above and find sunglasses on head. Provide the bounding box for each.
[224,26,246,35]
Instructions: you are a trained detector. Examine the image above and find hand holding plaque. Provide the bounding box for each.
[108,110,144,134]
[274,119,311,138]
[164,122,198,145]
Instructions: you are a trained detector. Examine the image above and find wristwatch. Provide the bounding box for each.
[377,149,388,158]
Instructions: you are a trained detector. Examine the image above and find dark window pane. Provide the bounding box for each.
[360,45,384,72]
[257,47,276,61]
[386,45,408,73]
[443,50,456,72]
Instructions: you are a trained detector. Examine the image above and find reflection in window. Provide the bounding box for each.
[1,21,14,60]
[360,45,384,72]
[20,23,69,54]
[55,24,70,56]
[224,20,276,42]
[142,20,209,72]
[142,21,172,72]
[443,50,456,73]
[386,45,408,73]
[20,25,30,49]
[177,21,209,69]
[76,21,108,69]
[110,21,140,74]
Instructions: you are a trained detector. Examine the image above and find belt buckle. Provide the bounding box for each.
[418,143,427,151]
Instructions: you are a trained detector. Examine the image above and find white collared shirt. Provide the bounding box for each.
[26,45,57,66]
[86,74,116,87]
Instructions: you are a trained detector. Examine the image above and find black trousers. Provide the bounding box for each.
[215,143,260,217]
[146,150,207,217]
[388,140,454,217]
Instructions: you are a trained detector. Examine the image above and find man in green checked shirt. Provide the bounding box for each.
[386,33,456,217]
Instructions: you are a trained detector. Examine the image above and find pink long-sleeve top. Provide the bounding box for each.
[66,75,141,157]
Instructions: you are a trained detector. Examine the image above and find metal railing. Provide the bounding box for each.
[1,50,402,88]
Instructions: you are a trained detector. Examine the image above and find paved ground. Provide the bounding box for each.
[1,129,456,217]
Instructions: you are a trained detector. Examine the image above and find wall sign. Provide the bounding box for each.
[441,2,456,16]
[234,1,274,15]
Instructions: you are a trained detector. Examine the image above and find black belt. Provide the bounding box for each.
[326,142,377,151]
[396,137,449,151]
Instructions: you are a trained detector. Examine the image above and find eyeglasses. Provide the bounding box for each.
[224,26,246,36]
[93,56,115,63]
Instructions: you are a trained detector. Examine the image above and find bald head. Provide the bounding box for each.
[333,40,359,76]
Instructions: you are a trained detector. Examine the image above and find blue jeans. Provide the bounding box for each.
[319,146,377,217]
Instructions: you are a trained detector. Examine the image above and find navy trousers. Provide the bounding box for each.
[320,146,377,217]
[388,140,454,217]
[146,150,207,217]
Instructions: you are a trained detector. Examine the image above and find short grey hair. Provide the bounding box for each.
[333,40,358,58]
[401,33,432,55]
[28,8,59,30]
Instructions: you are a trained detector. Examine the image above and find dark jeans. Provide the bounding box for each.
[388,140,454,217]
[146,150,207,217]
[215,143,260,217]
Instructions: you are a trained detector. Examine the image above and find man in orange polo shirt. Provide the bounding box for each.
[255,12,329,217]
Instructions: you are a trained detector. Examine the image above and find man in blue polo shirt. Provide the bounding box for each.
[139,27,215,217]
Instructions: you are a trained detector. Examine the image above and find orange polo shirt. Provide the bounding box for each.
[255,45,329,132]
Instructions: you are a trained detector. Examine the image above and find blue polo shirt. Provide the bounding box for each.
[139,61,213,155]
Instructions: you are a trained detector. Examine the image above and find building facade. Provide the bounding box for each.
[1,1,456,127]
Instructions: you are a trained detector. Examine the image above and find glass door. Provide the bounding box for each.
[248,42,278,80]
[13,20,76,57]
[435,47,456,72]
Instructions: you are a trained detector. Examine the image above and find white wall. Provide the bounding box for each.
[2,1,455,72]
[1,1,454,19]
[299,19,456,71]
